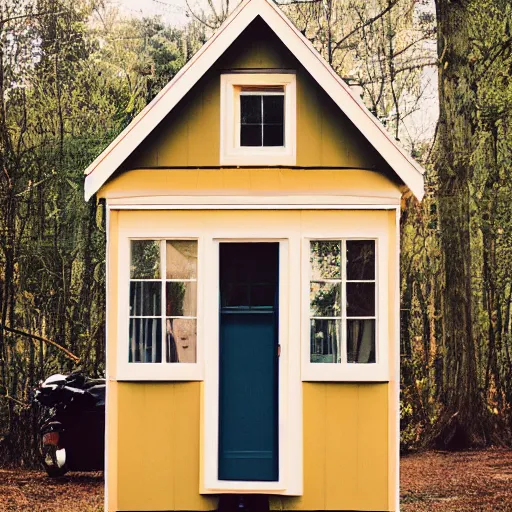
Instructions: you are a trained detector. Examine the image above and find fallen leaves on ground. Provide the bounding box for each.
[401,449,512,511]
[0,470,103,512]
[0,449,511,511]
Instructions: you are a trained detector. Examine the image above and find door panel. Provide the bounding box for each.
[218,243,279,482]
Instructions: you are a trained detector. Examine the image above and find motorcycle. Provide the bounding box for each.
[34,372,105,477]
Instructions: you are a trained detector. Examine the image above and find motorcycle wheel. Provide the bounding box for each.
[41,445,69,477]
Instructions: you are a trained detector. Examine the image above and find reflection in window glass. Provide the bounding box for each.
[129,318,162,363]
[166,282,197,317]
[346,240,375,280]
[310,241,341,280]
[129,239,198,365]
[130,282,161,317]
[310,282,341,317]
[165,239,198,363]
[309,239,376,365]
[346,283,375,317]
[310,319,340,363]
[130,240,160,279]
[347,320,375,363]
[166,318,197,363]
[309,241,342,364]
[166,241,197,279]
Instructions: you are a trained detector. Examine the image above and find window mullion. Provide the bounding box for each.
[161,239,166,364]
[340,239,347,364]
[261,95,264,147]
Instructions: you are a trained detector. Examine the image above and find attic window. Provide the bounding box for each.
[220,74,296,165]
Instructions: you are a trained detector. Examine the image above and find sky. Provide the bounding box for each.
[114,0,203,26]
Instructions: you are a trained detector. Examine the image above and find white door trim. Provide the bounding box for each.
[201,237,303,495]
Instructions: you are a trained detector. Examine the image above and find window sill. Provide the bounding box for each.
[220,148,296,166]
[301,362,389,382]
[115,362,204,381]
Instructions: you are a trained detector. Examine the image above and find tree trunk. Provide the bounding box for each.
[433,0,493,448]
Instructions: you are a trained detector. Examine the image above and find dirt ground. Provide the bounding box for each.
[0,449,511,511]
[401,449,512,511]
[0,471,103,512]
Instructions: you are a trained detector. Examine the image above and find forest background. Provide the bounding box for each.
[1,0,512,466]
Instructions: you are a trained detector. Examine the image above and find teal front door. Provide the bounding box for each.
[218,242,279,482]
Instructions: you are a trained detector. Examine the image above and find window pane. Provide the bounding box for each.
[130,281,161,316]
[347,240,375,280]
[310,241,341,280]
[241,125,262,146]
[166,318,197,363]
[263,95,284,124]
[131,240,160,279]
[129,318,162,363]
[263,124,284,146]
[310,319,340,363]
[166,240,197,279]
[166,282,197,316]
[310,282,341,317]
[222,284,250,308]
[347,319,376,363]
[241,95,262,123]
[346,283,375,317]
[251,284,276,307]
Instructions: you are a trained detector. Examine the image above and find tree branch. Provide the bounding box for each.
[333,0,400,53]
[0,393,29,408]
[0,10,66,25]
[0,324,80,363]
[276,0,322,5]
[184,0,217,30]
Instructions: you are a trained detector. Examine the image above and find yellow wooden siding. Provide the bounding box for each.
[107,209,396,511]
[99,168,401,201]
[113,381,389,511]
[116,382,217,512]
[284,383,389,511]
[121,18,391,174]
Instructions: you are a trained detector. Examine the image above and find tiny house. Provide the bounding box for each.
[84,0,425,510]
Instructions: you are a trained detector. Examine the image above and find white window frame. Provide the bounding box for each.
[301,231,389,382]
[117,232,204,381]
[220,73,296,166]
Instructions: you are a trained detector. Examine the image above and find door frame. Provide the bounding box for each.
[201,236,302,495]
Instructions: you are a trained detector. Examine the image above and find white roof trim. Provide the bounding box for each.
[84,0,425,201]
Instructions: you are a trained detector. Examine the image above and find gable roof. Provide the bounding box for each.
[84,0,425,201]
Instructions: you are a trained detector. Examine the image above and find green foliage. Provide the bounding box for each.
[0,0,200,466]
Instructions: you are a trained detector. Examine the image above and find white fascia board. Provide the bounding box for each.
[84,0,425,201]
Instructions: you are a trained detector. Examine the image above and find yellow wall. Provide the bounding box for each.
[111,382,390,512]
[99,168,401,201]
[117,18,395,179]
[107,209,398,512]
[288,383,389,511]
[115,382,217,512]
